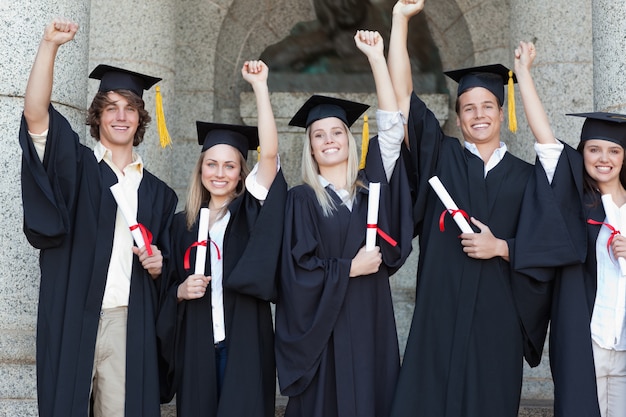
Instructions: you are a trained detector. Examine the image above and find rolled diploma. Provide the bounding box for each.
[366,183,381,251]
[195,208,210,275]
[600,194,626,275]
[110,183,146,250]
[428,176,473,234]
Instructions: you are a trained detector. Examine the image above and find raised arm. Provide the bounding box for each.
[514,41,557,145]
[388,0,424,118]
[355,30,405,181]
[241,60,278,189]
[24,18,79,134]
[354,30,397,112]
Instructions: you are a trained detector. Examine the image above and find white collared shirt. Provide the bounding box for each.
[95,142,143,309]
[318,175,354,211]
[464,141,508,177]
[591,196,626,350]
[209,210,228,344]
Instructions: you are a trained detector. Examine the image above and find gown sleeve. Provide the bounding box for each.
[511,142,587,367]
[406,92,448,236]
[19,106,81,248]
[514,142,587,279]
[223,170,287,302]
[363,136,414,274]
[156,212,190,403]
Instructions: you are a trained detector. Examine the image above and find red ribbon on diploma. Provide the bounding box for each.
[129,223,153,256]
[439,209,470,232]
[183,240,222,271]
[366,224,398,247]
[587,218,620,256]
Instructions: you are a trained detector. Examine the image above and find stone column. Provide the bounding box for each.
[509,0,594,403]
[592,0,626,113]
[0,1,90,414]
[510,0,594,156]
[89,0,177,186]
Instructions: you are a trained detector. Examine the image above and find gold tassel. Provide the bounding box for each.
[256,146,261,162]
[155,86,172,148]
[359,114,369,169]
[508,70,517,133]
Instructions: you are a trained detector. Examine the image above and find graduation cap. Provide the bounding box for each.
[89,64,172,148]
[89,64,161,99]
[196,121,259,160]
[567,112,626,147]
[289,95,370,129]
[444,64,518,132]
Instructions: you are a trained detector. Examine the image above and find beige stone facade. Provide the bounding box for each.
[2,0,626,414]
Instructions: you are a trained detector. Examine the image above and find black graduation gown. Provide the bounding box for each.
[19,106,178,417]
[157,170,287,417]
[514,143,602,417]
[275,137,414,417]
[390,93,538,417]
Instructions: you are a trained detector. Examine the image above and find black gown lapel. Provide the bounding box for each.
[85,165,118,316]
[484,153,509,218]
[342,187,367,259]
[466,150,488,222]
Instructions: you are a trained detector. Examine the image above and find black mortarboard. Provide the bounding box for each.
[568,112,626,147]
[196,121,259,160]
[289,95,370,129]
[445,64,518,132]
[89,64,161,98]
[444,64,516,106]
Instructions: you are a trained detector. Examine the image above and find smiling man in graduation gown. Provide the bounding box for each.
[386,3,550,417]
[19,19,177,417]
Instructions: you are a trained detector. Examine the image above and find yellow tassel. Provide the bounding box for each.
[256,146,261,162]
[507,70,517,133]
[155,86,172,148]
[359,114,369,169]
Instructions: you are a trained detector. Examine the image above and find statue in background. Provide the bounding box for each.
[260,0,446,93]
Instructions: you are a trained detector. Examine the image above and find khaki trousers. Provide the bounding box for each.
[90,307,127,417]
[592,339,626,417]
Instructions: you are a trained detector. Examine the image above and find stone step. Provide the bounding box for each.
[0,330,36,363]
[0,364,36,399]
[0,399,38,416]
[164,397,554,417]
[0,396,553,416]
[0,400,178,416]
[165,398,556,417]
[518,399,554,417]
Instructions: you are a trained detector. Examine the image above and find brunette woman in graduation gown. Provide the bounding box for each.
[157,60,286,417]
[514,40,626,417]
[274,31,413,417]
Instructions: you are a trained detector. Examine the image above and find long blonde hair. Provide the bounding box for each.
[301,121,361,216]
[184,148,251,229]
